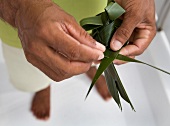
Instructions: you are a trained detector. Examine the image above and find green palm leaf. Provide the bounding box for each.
[85,49,119,99]
[80,0,170,111]
[116,54,170,75]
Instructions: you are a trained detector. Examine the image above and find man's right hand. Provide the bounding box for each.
[15,1,105,81]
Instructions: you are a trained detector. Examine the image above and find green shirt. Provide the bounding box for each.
[0,0,106,48]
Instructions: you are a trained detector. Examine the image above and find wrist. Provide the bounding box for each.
[15,0,53,30]
[0,0,53,28]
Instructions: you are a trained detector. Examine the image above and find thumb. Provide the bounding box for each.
[110,17,138,51]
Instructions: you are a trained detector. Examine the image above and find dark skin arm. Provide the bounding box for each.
[0,0,105,81]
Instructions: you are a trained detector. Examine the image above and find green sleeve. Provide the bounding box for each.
[0,0,107,48]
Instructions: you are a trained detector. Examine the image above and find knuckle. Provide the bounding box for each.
[69,45,80,59]
[117,28,131,40]
[26,42,35,52]
[55,77,64,82]
[48,71,65,82]
[121,48,130,56]
[79,29,88,38]
[25,53,32,63]
[64,15,77,28]
[136,48,144,55]
[53,67,69,82]
[53,76,64,82]
[58,69,68,78]
[69,15,76,22]
[66,14,77,23]
[52,70,67,82]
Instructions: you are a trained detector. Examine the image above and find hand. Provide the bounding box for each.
[15,1,105,81]
[110,0,156,64]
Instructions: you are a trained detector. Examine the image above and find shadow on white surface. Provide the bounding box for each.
[0,32,170,126]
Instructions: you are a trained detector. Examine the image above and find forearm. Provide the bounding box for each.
[0,0,53,28]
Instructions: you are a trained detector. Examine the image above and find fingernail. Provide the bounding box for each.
[96,41,106,52]
[98,53,104,60]
[113,60,118,64]
[111,40,122,51]
[94,61,100,65]
[104,97,111,101]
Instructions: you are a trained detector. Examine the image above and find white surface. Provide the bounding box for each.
[156,0,170,42]
[155,0,166,14]
[164,12,170,42]
[0,31,170,126]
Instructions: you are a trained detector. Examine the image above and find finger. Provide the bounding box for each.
[65,20,106,52]
[119,27,156,56]
[28,41,92,76]
[110,14,139,51]
[48,49,92,75]
[113,56,135,65]
[93,60,101,65]
[25,53,70,82]
[49,28,105,62]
